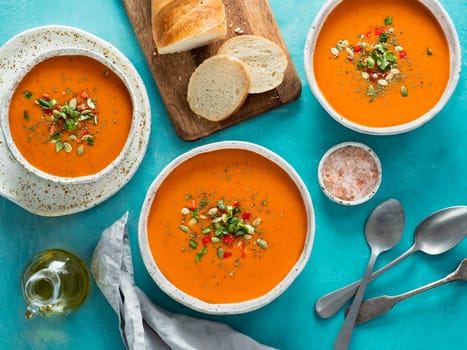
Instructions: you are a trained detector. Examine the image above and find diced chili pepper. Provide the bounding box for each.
[223,235,235,246]
[223,251,232,258]
[202,236,211,245]
[241,213,251,220]
[374,27,386,36]
[353,45,362,53]
[365,31,372,38]
[42,93,51,100]
[187,199,197,210]
[80,90,89,99]
[232,200,239,207]
[370,72,382,82]
[399,51,408,59]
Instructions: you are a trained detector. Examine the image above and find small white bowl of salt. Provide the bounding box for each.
[318,142,382,206]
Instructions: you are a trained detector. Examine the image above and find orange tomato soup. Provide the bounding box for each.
[147,149,308,304]
[313,0,450,127]
[8,55,132,177]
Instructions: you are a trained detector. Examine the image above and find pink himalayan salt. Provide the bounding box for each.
[320,145,380,202]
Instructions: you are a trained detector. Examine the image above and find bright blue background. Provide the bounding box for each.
[0,1,466,349]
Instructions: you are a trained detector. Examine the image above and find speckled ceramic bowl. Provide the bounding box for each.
[0,26,150,216]
[138,141,315,314]
[0,27,138,185]
[304,0,461,135]
[318,142,382,206]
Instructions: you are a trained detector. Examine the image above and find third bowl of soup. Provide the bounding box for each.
[1,46,136,184]
[304,0,461,135]
[138,141,315,314]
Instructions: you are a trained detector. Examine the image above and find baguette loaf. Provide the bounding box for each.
[218,35,288,93]
[187,55,250,122]
[152,0,227,54]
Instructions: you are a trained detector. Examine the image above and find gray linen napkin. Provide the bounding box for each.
[91,212,277,350]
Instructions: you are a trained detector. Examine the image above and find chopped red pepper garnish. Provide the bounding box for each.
[80,90,89,99]
[369,72,382,82]
[374,27,386,36]
[353,45,362,53]
[187,199,197,210]
[202,236,211,245]
[241,212,251,220]
[232,200,239,207]
[365,31,372,38]
[223,251,232,259]
[223,235,235,246]
[399,51,408,59]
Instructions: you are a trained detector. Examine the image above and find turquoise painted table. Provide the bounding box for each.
[0,0,465,349]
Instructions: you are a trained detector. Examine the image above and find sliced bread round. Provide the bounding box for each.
[218,35,288,94]
[187,54,250,122]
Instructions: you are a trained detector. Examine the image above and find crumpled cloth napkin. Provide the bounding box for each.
[91,212,276,350]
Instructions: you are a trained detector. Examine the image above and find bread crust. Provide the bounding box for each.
[152,0,227,54]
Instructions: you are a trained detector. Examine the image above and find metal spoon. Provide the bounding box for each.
[316,206,467,319]
[334,199,404,350]
[351,258,467,324]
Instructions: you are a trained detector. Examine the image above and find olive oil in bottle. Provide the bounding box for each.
[21,249,90,319]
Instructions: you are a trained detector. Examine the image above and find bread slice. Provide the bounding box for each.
[218,35,288,94]
[187,55,250,122]
[152,0,227,54]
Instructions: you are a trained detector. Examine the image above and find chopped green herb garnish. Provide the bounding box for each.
[330,16,408,100]
[179,198,266,264]
[195,246,208,262]
[22,90,33,99]
[189,239,198,249]
[23,111,30,121]
[31,91,99,155]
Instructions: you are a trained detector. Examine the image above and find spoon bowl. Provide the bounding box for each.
[365,199,406,253]
[413,206,467,255]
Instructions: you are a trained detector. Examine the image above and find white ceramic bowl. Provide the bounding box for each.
[0,35,138,185]
[138,141,315,314]
[304,0,461,135]
[318,142,382,206]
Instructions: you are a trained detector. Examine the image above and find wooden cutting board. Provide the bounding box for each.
[122,0,302,141]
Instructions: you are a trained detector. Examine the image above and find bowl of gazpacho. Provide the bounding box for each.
[304,0,461,135]
[138,141,315,314]
[1,47,136,184]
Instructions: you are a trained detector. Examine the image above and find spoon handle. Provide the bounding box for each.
[316,245,416,318]
[334,252,378,350]
[355,270,461,324]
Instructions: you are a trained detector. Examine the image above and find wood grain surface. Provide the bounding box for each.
[122,0,302,141]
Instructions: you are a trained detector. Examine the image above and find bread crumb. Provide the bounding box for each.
[234,27,244,34]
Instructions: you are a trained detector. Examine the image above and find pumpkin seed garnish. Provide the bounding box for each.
[179,225,189,233]
[257,238,268,250]
[77,145,85,156]
[400,85,408,97]
[63,142,72,153]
